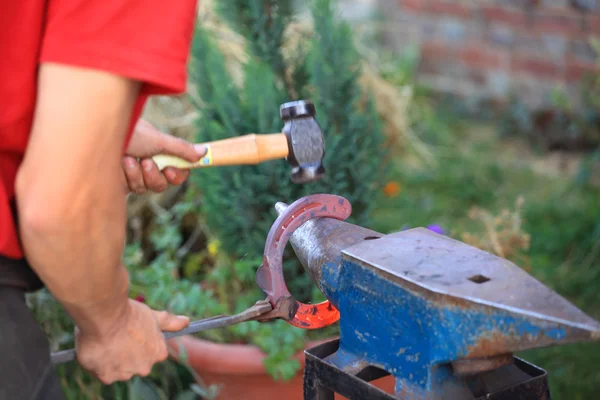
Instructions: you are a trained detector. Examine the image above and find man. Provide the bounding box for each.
[0,1,203,398]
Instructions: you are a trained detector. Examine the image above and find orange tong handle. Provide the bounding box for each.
[256,194,352,330]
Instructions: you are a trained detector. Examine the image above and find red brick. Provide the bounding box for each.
[566,61,598,82]
[426,0,472,19]
[514,33,566,60]
[418,40,455,76]
[511,55,563,79]
[590,15,600,32]
[401,0,426,12]
[532,12,585,37]
[459,46,507,69]
[420,40,452,60]
[481,5,527,26]
[418,57,444,75]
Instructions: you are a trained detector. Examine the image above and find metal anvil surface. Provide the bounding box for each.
[276,202,600,399]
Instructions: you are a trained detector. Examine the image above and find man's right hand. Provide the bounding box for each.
[122,119,207,195]
[74,299,190,384]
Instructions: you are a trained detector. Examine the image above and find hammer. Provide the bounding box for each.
[151,100,325,184]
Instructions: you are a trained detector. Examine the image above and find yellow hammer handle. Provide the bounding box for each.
[151,133,289,170]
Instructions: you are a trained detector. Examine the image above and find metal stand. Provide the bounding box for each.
[303,339,551,400]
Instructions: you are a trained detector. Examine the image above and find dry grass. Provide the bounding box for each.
[460,196,531,270]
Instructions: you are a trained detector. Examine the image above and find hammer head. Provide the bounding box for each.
[280,100,325,184]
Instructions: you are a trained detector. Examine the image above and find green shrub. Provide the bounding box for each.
[190,0,388,262]
[179,0,389,381]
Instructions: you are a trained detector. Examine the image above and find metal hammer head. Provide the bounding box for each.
[280,100,325,184]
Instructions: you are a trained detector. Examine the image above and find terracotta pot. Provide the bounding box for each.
[169,335,395,400]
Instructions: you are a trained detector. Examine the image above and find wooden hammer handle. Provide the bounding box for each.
[152,133,289,170]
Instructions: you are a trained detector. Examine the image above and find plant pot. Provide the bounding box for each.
[169,335,395,400]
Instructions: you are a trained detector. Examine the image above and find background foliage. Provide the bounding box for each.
[28,0,389,398]
[24,1,600,399]
[191,0,388,261]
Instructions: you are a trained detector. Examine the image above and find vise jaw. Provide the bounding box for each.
[275,197,600,400]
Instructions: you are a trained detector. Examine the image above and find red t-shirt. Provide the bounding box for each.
[0,0,198,259]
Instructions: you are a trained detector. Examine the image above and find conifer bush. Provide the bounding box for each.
[190,0,388,278]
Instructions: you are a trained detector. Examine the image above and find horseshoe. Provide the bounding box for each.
[255,194,352,329]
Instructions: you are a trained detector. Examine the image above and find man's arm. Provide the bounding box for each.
[16,63,133,334]
[15,63,189,383]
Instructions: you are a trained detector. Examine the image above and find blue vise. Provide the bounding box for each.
[275,202,600,400]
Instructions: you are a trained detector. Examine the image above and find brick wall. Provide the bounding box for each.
[377,0,600,108]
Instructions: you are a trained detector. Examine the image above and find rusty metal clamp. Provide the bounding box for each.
[255,194,352,329]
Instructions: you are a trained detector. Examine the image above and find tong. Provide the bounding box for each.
[51,300,273,364]
[51,194,349,365]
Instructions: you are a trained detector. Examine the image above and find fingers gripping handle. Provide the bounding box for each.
[255,194,352,329]
[152,150,212,170]
[151,133,289,170]
[51,302,273,364]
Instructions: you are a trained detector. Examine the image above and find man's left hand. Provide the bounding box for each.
[123,119,206,194]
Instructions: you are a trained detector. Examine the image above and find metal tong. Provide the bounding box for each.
[51,300,273,364]
[51,194,349,365]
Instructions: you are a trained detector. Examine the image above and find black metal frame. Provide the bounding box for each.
[303,339,551,400]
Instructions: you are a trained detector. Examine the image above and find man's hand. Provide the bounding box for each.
[123,119,206,194]
[75,299,189,384]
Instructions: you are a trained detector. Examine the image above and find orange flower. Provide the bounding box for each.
[383,181,401,197]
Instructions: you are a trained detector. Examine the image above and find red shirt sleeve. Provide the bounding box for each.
[39,0,198,96]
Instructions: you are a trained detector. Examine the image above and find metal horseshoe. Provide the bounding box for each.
[255,194,352,329]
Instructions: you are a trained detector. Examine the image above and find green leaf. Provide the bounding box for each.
[128,377,163,400]
[169,292,189,315]
[174,390,198,400]
[151,224,183,252]
[266,358,301,381]
[233,256,261,283]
